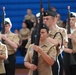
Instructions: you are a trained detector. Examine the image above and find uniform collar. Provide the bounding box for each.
[39,40,50,47]
[5,31,11,34]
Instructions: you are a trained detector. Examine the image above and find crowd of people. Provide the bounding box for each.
[0,6,76,75]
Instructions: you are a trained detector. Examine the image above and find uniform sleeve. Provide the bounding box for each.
[13,34,19,46]
[55,29,68,48]
[73,30,76,38]
[63,29,68,42]
[48,46,57,61]
[2,45,8,59]
[25,15,28,20]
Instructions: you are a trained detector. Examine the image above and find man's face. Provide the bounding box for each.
[70,17,76,27]
[22,23,27,28]
[40,29,48,41]
[27,9,32,15]
[5,24,11,32]
[43,16,55,27]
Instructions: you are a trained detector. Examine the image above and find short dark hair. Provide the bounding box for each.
[4,21,10,25]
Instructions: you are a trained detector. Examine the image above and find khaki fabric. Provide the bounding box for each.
[20,28,30,39]
[57,20,63,28]
[0,42,7,74]
[4,32,19,55]
[49,25,68,48]
[24,40,57,75]
[71,30,76,53]
[24,14,36,22]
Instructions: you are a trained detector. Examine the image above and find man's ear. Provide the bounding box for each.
[54,17,57,23]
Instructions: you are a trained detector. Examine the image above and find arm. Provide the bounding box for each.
[0,45,8,60]
[63,33,76,54]
[24,62,37,71]
[33,45,56,66]
[68,34,76,43]
[64,47,73,54]
[24,46,37,71]
[1,34,19,49]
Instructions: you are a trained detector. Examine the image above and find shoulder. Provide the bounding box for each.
[44,40,55,49]
[73,29,76,36]
[9,32,19,38]
[59,20,63,23]
[57,26,67,33]
[44,41,56,55]
[25,15,28,17]
[20,28,23,32]
[26,28,30,31]
[27,44,34,51]
[31,14,35,17]
[73,29,76,33]
[10,32,17,36]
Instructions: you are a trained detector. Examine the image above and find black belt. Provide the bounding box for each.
[8,53,15,57]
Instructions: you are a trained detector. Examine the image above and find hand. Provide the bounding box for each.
[33,45,42,53]
[64,48,73,54]
[1,34,7,40]
[30,64,37,71]
[68,34,72,39]
[33,45,39,52]
[68,50,73,54]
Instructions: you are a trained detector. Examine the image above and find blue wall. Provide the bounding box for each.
[0,0,76,32]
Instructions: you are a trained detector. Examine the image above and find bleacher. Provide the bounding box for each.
[0,0,76,67]
[15,50,25,68]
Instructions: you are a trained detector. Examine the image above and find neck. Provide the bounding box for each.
[49,25,54,30]
[49,24,56,31]
[71,25,75,29]
[5,31,10,34]
[39,39,47,46]
[28,14,31,16]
